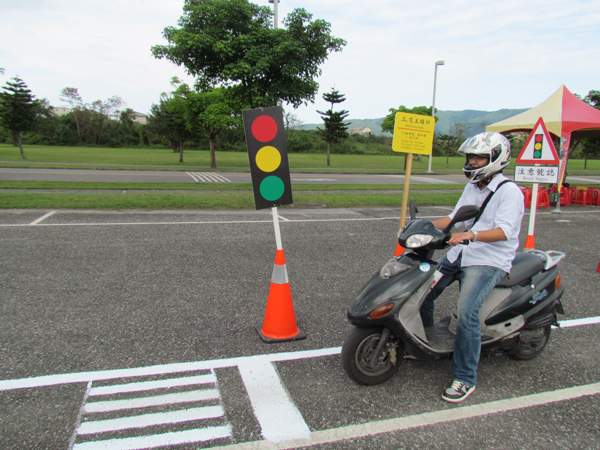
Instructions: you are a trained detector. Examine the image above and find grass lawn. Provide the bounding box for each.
[3,144,599,173]
[0,144,597,210]
[0,191,462,210]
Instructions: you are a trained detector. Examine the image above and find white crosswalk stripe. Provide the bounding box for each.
[70,369,232,449]
[187,172,232,183]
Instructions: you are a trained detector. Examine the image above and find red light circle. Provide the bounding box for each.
[251,115,278,142]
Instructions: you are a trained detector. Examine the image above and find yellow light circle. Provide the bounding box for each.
[256,146,281,172]
[535,143,542,150]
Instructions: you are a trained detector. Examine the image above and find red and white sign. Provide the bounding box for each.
[515,117,560,165]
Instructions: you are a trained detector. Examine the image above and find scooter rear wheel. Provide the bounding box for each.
[342,326,403,385]
[508,326,551,360]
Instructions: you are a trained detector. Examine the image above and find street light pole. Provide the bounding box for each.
[427,60,444,173]
[268,0,279,29]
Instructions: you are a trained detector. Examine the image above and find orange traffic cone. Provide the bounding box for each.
[597,261,600,273]
[525,235,535,249]
[394,242,404,257]
[256,249,306,343]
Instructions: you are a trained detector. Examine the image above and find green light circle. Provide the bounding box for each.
[260,176,285,201]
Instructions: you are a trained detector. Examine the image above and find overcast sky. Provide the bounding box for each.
[1,0,598,124]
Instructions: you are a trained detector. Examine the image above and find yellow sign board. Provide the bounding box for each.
[392,112,435,155]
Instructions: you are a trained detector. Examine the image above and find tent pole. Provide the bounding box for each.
[552,131,572,214]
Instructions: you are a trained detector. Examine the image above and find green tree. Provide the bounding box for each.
[89,96,125,145]
[149,93,192,160]
[151,0,346,109]
[178,85,237,168]
[317,88,349,166]
[581,90,600,169]
[0,77,39,159]
[380,105,434,134]
[436,133,459,167]
[59,87,86,140]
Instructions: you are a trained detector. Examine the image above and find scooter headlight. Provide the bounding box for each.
[405,234,434,248]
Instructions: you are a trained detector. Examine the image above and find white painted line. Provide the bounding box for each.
[77,405,225,435]
[564,176,600,183]
[410,175,458,185]
[2,208,600,229]
[191,172,232,183]
[194,172,211,183]
[238,358,310,443]
[291,178,337,182]
[186,172,200,182]
[0,313,594,393]
[556,316,600,328]
[68,381,93,450]
[210,173,232,183]
[211,382,600,450]
[29,211,56,225]
[0,350,318,391]
[72,425,232,450]
[84,389,220,413]
[88,373,216,396]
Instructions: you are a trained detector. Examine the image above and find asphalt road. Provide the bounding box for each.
[0,167,468,185]
[1,205,599,449]
[3,167,600,187]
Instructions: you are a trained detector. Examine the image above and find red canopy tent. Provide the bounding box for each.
[487,85,600,189]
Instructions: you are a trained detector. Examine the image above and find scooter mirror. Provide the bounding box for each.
[409,198,418,221]
[443,205,480,233]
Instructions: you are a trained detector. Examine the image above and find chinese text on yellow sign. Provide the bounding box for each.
[392,112,435,155]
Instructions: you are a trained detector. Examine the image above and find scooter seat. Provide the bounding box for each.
[496,252,544,287]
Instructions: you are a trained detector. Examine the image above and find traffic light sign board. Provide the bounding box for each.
[243,106,293,210]
[515,117,560,165]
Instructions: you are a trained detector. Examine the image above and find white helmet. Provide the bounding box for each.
[458,132,511,183]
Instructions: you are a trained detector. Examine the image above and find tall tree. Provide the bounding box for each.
[151,0,345,109]
[59,87,85,139]
[0,77,39,159]
[148,89,192,160]
[317,88,349,166]
[89,96,125,145]
[176,84,237,169]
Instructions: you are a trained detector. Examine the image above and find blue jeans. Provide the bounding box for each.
[420,253,507,387]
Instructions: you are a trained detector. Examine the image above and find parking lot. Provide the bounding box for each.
[1,205,599,449]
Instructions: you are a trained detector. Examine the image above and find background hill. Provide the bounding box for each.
[298,108,529,136]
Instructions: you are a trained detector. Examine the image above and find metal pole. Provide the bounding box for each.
[269,0,279,29]
[272,207,283,250]
[427,60,444,173]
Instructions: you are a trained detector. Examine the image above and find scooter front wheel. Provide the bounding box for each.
[342,326,403,385]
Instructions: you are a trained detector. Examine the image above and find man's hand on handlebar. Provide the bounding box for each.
[448,231,475,246]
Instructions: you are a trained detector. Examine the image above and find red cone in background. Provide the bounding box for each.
[525,235,535,249]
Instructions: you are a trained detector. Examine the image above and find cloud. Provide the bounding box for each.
[1,0,599,124]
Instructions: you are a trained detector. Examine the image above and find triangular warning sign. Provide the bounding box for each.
[516,117,560,165]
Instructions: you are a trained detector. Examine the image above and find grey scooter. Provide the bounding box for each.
[342,200,565,385]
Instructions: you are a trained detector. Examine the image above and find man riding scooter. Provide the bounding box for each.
[420,132,525,402]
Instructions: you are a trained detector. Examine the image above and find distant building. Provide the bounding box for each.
[52,106,148,125]
[52,107,70,116]
[349,126,373,136]
[107,111,148,124]
[129,111,148,125]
